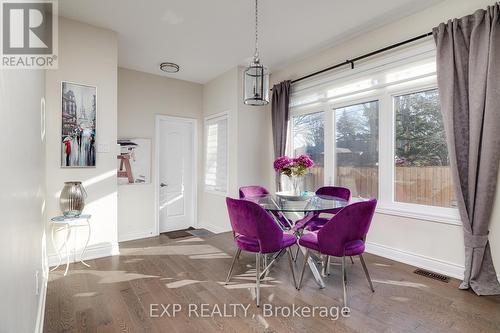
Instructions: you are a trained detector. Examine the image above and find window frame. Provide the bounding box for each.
[379,82,460,224]
[330,95,381,199]
[288,48,460,225]
[204,112,229,195]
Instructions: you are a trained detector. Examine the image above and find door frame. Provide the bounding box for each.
[154,115,198,235]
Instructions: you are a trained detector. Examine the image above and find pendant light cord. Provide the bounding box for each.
[254,0,259,61]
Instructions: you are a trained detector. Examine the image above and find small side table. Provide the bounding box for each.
[50,214,91,276]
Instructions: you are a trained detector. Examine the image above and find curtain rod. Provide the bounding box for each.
[274,31,433,88]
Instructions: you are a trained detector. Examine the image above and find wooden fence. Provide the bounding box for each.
[304,166,456,208]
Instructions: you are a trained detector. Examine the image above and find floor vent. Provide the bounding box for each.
[413,269,450,283]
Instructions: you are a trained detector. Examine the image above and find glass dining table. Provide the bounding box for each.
[246,193,349,289]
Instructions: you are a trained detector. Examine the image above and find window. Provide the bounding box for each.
[288,41,460,223]
[394,89,456,208]
[335,101,379,198]
[205,114,228,193]
[291,112,324,191]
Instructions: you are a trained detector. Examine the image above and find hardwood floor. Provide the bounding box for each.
[44,232,500,333]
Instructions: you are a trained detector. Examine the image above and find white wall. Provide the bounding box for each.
[199,66,269,233]
[45,18,119,264]
[0,69,46,333]
[269,0,499,278]
[236,67,273,188]
[117,68,203,241]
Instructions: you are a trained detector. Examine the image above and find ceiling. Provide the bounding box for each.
[59,0,445,84]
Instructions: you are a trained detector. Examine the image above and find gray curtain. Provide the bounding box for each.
[271,80,291,191]
[433,4,500,295]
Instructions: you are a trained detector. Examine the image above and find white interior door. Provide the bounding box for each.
[158,117,195,233]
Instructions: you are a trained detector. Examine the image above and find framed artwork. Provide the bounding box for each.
[117,138,152,185]
[61,81,97,167]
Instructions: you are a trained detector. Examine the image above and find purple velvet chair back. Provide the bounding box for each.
[226,197,284,253]
[316,186,351,201]
[314,186,351,215]
[317,199,377,256]
[239,186,270,199]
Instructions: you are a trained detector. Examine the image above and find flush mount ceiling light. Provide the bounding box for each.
[160,62,180,73]
[243,0,269,106]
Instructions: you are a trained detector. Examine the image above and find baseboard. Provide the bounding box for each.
[119,230,156,242]
[34,273,47,333]
[197,222,231,234]
[365,241,465,280]
[48,242,120,267]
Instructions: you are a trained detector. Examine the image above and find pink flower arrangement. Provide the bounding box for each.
[273,156,294,177]
[273,154,315,177]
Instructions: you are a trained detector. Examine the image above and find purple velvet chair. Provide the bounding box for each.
[239,185,292,231]
[239,185,269,199]
[225,197,297,306]
[304,186,351,231]
[297,199,377,309]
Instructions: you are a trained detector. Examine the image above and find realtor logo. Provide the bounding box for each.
[1,0,58,68]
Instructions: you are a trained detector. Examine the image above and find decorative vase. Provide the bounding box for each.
[60,181,87,217]
[290,176,303,196]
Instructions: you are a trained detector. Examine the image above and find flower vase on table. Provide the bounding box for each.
[290,176,303,196]
[274,154,314,197]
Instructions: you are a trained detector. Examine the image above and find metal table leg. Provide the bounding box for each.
[267,207,325,288]
[63,224,72,276]
[50,225,63,272]
[79,218,91,267]
[259,249,285,280]
[303,247,325,289]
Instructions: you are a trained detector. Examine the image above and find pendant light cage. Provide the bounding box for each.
[244,0,270,106]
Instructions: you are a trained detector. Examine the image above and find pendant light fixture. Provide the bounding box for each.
[243,0,269,106]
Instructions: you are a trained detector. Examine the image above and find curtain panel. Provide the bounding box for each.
[433,4,500,295]
[271,80,291,191]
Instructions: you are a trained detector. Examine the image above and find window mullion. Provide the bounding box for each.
[378,93,394,206]
[324,103,334,186]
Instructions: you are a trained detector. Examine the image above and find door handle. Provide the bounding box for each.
[160,182,168,188]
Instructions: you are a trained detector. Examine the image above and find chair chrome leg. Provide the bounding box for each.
[286,248,297,289]
[236,249,241,260]
[350,256,354,264]
[321,255,330,277]
[342,256,348,308]
[297,250,309,290]
[256,253,261,307]
[294,245,300,262]
[359,254,374,292]
[225,248,241,285]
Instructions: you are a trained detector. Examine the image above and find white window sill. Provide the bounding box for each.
[204,189,228,197]
[375,205,461,226]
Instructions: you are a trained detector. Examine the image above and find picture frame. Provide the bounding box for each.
[117,138,152,185]
[60,81,97,168]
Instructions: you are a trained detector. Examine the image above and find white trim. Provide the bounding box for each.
[34,273,47,333]
[205,110,229,121]
[365,241,465,280]
[376,206,461,226]
[198,222,231,234]
[155,115,199,236]
[118,229,156,242]
[291,40,436,97]
[203,112,229,194]
[204,189,229,196]
[47,242,119,267]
